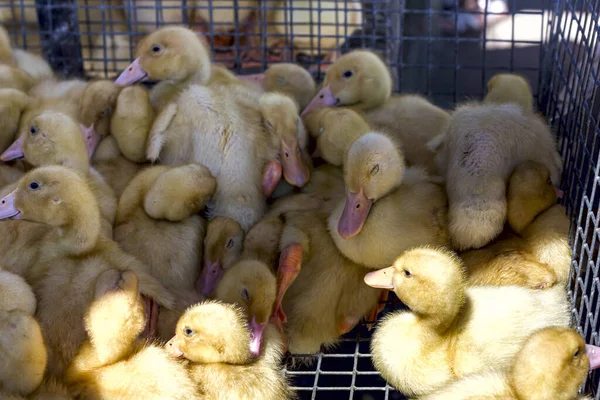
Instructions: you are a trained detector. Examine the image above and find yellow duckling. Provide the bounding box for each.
[484,73,534,114]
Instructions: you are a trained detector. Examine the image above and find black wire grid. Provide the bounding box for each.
[2,0,600,399]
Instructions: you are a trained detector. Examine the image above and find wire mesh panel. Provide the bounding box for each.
[4,0,600,399]
[541,1,600,398]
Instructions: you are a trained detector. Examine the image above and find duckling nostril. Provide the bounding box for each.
[356,204,360,209]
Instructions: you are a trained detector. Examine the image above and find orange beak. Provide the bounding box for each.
[280,139,310,187]
[337,188,373,239]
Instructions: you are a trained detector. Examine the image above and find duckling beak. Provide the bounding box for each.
[554,186,564,199]
[115,58,149,86]
[586,344,600,370]
[364,267,395,289]
[338,189,372,239]
[249,315,267,357]
[165,336,184,358]
[280,139,310,187]
[79,124,102,157]
[0,135,25,161]
[238,73,265,87]
[0,190,21,220]
[301,85,337,116]
[196,261,224,297]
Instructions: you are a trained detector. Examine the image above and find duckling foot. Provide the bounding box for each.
[273,243,303,325]
[140,295,159,340]
[364,290,389,331]
[263,160,283,197]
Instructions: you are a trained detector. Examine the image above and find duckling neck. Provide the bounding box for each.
[47,210,101,257]
[415,292,466,334]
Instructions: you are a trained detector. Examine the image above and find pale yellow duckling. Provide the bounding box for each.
[0,25,53,82]
[462,161,569,290]
[114,164,216,340]
[330,132,448,268]
[17,111,117,238]
[165,300,291,400]
[0,166,175,377]
[366,247,569,397]
[0,88,29,154]
[65,270,199,400]
[239,63,317,109]
[79,79,122,138]
[420,327,600,400]
[302,50,451,173]
[444,102,562,250]
[484,73,534,113]
[303,106,369,165]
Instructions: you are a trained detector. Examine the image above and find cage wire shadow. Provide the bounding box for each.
[2,0,600,398]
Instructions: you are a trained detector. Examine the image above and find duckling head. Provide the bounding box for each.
[302,50,392,115]
[511,327,595,400]
[0,310,47,396]
[115,26,211,86]
[507,161,559,234]
[338,132,404,239]
[260,92,311,187]
[198,217,244,297]
[303,107,369,166]
[166,301,252,365]
[0,166,100,233]
[79,80,121,138]
[215,260,277,357]
[143,164,216,222]
[485,73,533,113]
[365,247,466,328]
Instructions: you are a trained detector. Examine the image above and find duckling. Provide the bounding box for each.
[420,327,599,400]
[241,214,285,269]
[302,107,370,165]
[0,166,176,377]
[462,161,569,289]
[91,136,142,198]
[198,216,244,297]
[0,88,29,154]
[366,246,570,396]
[79,80,122,138]
[65,269,199,400]
[0,268,36,314]
[484,73,534,114]
[444,102,562,250]
[239,63,316,109]
[114,164,216,340]
[302,50,451,173]
[0,64,35,92]
[18,111,117,238]
[0,25,53,82]
[329,132,449,268]
[165,300,292,400]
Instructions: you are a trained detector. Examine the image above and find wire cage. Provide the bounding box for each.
[2,0,600,399]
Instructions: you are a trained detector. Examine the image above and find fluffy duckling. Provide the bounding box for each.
[65,270,199,399]
[79,80,122,138]
[329,132,448,268]
[91,136,142,198]
[302,50,451,173]
[114,164,216,340]
[444,102,562,250]
[484,73,534,114]
[366,247,570,397]
[302,107,370,165]
[462,161,570,289]
[0,166,175,377]
[166,300,292,400]
[17,111,117,238]
[0,88,29,154]
[420,327,600,400]
[0,25,53,82]
[239,63,317,109]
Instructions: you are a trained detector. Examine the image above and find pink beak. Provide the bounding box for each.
[586,344,600,370]
[115,58,149,86]
[80,124,102,157]
[555,186,564,199]
[301,85,337,116]
[337,188,373,239]
[249,315,267,357]
[0,190,21,220]
[165,336,184,358]
[280,139,310,187]
[238,73,265,87]
[364,266,395,289]
[0,135,25,161]
[196,261,224,297]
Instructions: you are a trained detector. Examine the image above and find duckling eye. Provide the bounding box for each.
[184,327,194,337]
[226,238,234,249]
[342,70,353,79]
[371,164,380,175]
[151,44,163,54]
[403,269,412,277]
[319,126,324,134]
[573,348,581,359]
[29,181,40,190]
[30,125,37,135]
[241,288,250,302]
[275,76,286,85]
